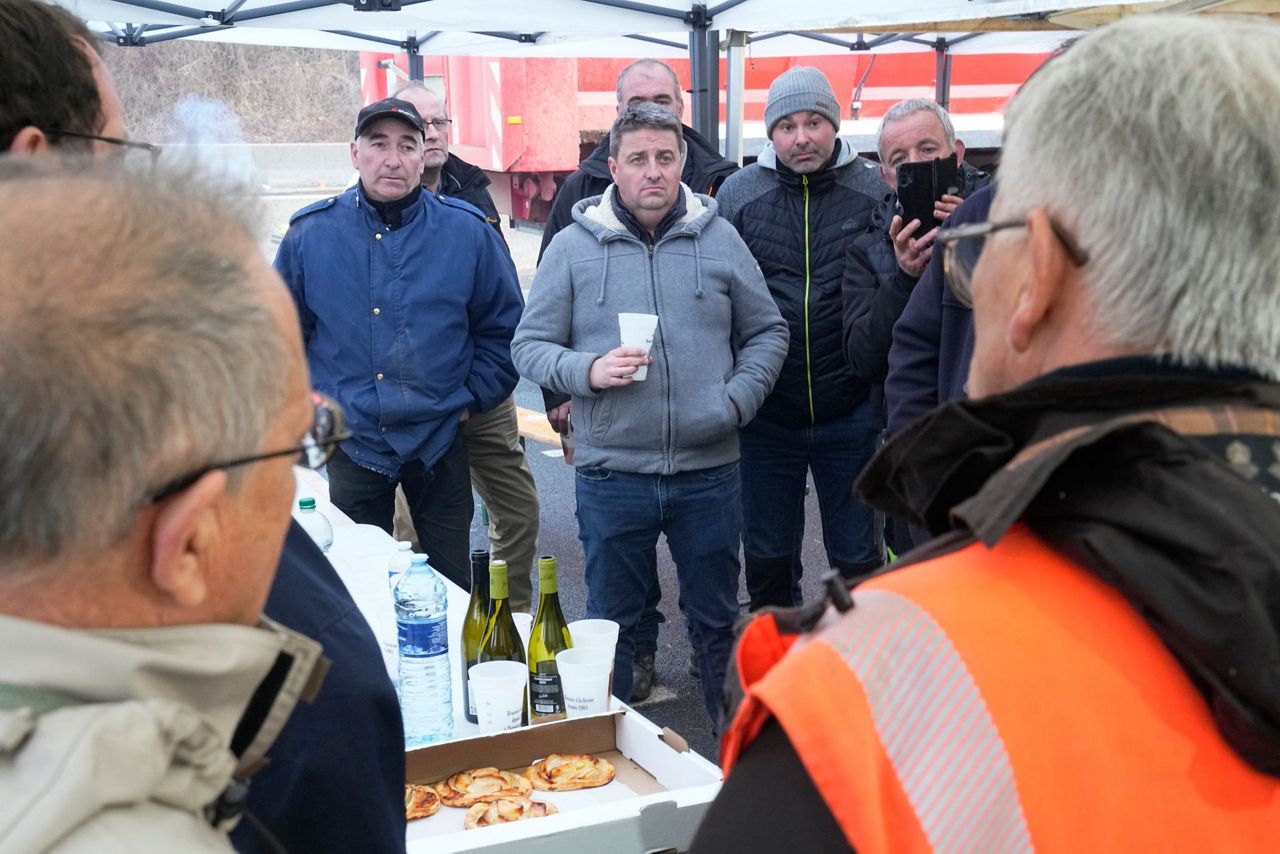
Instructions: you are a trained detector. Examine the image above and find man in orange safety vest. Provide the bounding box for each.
[692,16,1280,853]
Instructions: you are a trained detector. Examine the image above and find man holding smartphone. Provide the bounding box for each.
[840,99,988,385]
[840,99,989,556]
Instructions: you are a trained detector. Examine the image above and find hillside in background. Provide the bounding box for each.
[101,42,362,144]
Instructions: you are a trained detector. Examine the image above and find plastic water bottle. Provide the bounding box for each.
[387,541,413,590]
[295,497,333,553]
[395,554,453,746]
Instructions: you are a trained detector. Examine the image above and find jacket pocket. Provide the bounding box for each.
[675,377,736,449]
[583,393,618,445]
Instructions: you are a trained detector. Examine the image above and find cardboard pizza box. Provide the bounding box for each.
[404,706,722,853]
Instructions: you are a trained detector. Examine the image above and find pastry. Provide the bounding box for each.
[434,767,533,808]
[524,753,616,791]
[463,797,558,830]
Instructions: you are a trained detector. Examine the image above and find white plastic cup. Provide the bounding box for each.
[567,619,620,656]
[468,661,528,734]
[512,613,533,655]
[618,313,658,381]
[556,648,615,717]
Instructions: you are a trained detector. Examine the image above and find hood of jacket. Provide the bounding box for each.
[571,182,716,244]
[754,137,862,177]
[859,357,1280,777]
[0,615,325,851]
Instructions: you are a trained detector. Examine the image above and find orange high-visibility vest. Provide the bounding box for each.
[722,525,1280,852]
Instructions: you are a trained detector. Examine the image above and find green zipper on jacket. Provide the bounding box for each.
[803,175,815,424]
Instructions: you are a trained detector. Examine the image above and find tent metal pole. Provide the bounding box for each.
[107,0,202,20]
[233,0,349,24]
[576,0,688,21]
[687,4,713,142]
[706,27,720,153]
[688,27,706,140]
[934,38,951,109]
[724,29,746,165]
[406,35,422,80]
[323,29,403,47]
[623,33,685,49]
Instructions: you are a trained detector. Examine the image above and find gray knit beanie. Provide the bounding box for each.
[764,66,841,136]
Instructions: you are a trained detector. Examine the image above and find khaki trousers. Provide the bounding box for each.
[394,395,539,611]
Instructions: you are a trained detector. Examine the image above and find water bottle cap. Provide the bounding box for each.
[396,541,413,551]
[410,554,429,566]
[298,497,316,511]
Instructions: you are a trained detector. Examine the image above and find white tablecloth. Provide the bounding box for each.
[293,467,486,739]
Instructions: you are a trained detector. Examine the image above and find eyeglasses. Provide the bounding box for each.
[149,393,351,503]
[48,130,162,168]
[938,217,1089,309]
[424,118,452,132]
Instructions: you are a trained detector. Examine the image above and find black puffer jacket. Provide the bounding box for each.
[716,141,887,428]
[841,161,990,383]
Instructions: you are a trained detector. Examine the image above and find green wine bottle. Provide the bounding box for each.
[478,559,527,725]
[460,549,492,725]
[528,555,572,720]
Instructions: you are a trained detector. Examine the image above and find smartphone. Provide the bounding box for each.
[896,152,959,234]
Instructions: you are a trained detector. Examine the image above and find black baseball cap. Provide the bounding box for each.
[354,98,425,139]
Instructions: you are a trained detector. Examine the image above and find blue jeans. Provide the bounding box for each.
[575,462,742,728]
[739,397,883,610]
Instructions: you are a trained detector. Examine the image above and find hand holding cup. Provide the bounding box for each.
[589,347,652,390]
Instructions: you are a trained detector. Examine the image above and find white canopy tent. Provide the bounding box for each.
[62,0,1248,160]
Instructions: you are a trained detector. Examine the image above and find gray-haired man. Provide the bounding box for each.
[513,103,787,729]
[840,98,990,556]
[0,163,325,852]
[841,98,989,384]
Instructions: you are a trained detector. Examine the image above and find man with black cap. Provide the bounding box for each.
[275,97,524,589]
[716,67,888,612]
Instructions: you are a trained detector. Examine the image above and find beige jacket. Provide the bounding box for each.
[0,614,324,853]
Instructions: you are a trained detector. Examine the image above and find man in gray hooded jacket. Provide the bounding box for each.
[513,103,787,728]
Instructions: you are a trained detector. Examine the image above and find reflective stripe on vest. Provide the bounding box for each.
[724,526,1280,852]
[818,589,1033,854]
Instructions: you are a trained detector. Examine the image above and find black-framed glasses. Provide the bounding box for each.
[938,217,1090,309]
[149,393,351,503]
[48,130,161,167]
[425,118,452,132]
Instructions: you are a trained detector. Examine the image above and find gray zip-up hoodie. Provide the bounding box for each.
[513,184,788,475]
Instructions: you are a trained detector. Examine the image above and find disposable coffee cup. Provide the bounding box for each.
[512,612,533,656]
[567,619,619,657]
[618,313,658,381]
[469,660,528,734]
[556,647,615,717]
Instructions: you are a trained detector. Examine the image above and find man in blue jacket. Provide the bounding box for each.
[275,98,524,590]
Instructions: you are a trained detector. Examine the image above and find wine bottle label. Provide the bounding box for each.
[467,674,476,718]
[530,669,564,716]
[397,615,448,657]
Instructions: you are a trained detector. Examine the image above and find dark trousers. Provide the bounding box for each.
[327,431,474,590]
[739,397,884,611]
[575,462,742,729]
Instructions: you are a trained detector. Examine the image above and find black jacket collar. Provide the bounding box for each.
[358,182,421,230]
[860,356,1280,777]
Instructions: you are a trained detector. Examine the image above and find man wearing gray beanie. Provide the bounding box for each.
[716,66,889,610]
